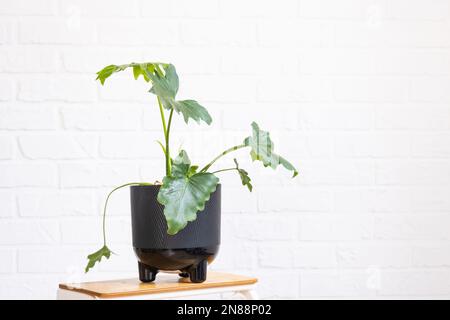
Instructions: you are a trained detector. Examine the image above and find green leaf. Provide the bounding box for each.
[85,245,112,273]
[96,65,118,85]
[171,100,212,125]
[233,158,252,192]
[244,122,298,178]
[157,150,219,235]
[148,64,179,99]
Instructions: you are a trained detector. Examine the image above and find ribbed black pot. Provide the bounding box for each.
[130,184,221,283]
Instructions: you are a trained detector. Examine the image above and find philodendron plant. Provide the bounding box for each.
[85,62,298,272]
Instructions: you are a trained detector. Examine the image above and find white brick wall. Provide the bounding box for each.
[0,0,450,299]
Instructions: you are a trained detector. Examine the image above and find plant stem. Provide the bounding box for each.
[157,97,169,176]
[200,144,247,173]
[165,108,174,176]
[211,168,237,174]
[102,182,151,246]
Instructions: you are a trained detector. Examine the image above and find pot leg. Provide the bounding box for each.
[178,272,189,278]
[138,261,158,283]
[188,260,208,283]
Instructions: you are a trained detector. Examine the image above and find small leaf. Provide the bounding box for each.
[244,122,298,177]
[234,158,252,192]
[85,245,112,273]
[157,150,219,235]
[96,65,118,85]
[132,65,141,80]
[171,99,212,125]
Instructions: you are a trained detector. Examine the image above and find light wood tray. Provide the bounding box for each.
[59,272,258,298]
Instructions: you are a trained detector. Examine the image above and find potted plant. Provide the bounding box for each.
[85,62,298,283]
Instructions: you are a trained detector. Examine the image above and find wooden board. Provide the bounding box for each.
[59,272,257,298]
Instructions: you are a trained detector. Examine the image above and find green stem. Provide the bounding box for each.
[157,97,169,176]
[102,182,151,246]
[165,108,174,176]
[200,144,247,173]
[211,168,238,174]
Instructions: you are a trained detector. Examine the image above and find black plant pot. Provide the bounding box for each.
[130,184,221,283]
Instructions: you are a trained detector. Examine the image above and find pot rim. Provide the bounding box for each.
[130,183,222,189]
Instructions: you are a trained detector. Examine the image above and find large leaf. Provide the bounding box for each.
[85,245,112,273]
[148,64,179,99]
[157,150,219,235]
[244,122,298,177]
[234,158,252,192]
[171,99,212,125]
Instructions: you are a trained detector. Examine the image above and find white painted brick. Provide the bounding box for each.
[299,160,375,186]
[98,21,177,45]
[374,187,450,213]
[212,243,257,271]
[98,75,151,102]
[222,49,297,75]
[180,20,256,47]
[0,47,58,73]
[278,132,332,158]
[258,245,293,268]
[0,249,15,273]
[300,270,376,297]
[61,0,138,17]
[18,191,95,217]
[413,245,450,267]
[0,136,13,159]
[379,270,450,296]
[335,21,450,48]
[62,48,141,73]
[299,104,374,130]
[0,0,57,15]
[222,187,257,214]
[141,0,219,17]
[334,188,376,214]
[0,164,57,187]
[0,105,57,130]
[59,163,140,188]
[337,244,411,268]
[235,216,297,241]
[60,218,131,244]
[18,76,97,102]
[259,187,332,213]
[412,134,450,158]
[410,77,450,102]
[376,160,450,185]
[376,105,450,130]
[19,134,97,159]
[222,0,298,17]
[254,271,299,299]
[334,77,408,102]
[62,105,142,131]
[19,18,96,44]
[374,50,450,75]
[258,76,333,102]
[334,133,410,158]
[0,191,15,218]
[299,215,373,241]
[0,78,13,101]
[258,20,334,47]
[300,0,380,19]
[100,133,162,159]
[17,247,86,273]
[387,0,450,20]
[181,75,256,103]
[294,245,337,268]
[0,21,14,44]
[0,220,59,244]
[374,214,450,240]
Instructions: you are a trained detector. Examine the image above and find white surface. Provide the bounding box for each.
[1,0,450,299]
[57,284,258,300]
